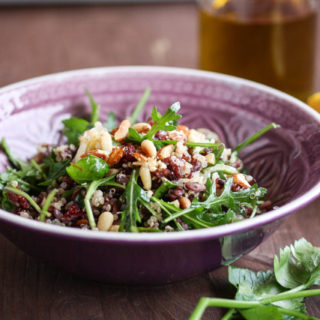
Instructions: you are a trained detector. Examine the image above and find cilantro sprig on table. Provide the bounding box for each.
[190,238,320,320]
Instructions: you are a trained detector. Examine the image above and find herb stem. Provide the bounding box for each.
[234,123,280,152]
[129,88,151,124]
[40,189,58,222]
[260,289,320,304]
[4,186,42,215]
[0,138,22,169]
[83,175,116,229]
[189,297,259,320]
[30,159,47,179]
[275,307,319,320]
[221,308,237,320]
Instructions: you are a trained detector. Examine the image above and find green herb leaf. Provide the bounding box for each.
[0,138,24,169]
[144,103,182,140]
[62,117,89,146]
[66,155,109,184]
[154,180,177,199]
[274,238,320,289]
[104,111,117,131]
[129,88,151,125]
[39,157,71,186]
[119,169,150,232]
[234,123,280,153]
[85,89,100,124]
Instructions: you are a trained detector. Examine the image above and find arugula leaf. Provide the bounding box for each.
[85,89,100,123]
[39,156,71,186]
[62,90,100,146]
[146,103,182,139]
[119,169,150,232]
[129,88,151,125]
[0,138,24,169]
[154,180,177,199]
[164,178,267,225]
[62,117,90,146]
[274,238,320,289]
[234,123,280,153]
[104,111,117,131]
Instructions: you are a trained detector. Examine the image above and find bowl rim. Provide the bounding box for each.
[0,65,319,243]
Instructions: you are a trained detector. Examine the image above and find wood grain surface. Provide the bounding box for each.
[0,3,320,319]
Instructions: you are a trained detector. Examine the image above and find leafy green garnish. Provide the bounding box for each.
[129,88,151,125]
[164,178,267,226]
[0,138,24,169]
[85,89,100,124]
[62,117,89,146]
[62,90,100,146]
[154,180,177,199]
[234,123,280,153]
[66,155,109,184]
[190,238,320,320]
[104,111,117,131]
[119,169,150,233]
[126,102,182,144]
[39,156,71,187]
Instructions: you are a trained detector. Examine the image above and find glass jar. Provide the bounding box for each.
[198,0,318,100]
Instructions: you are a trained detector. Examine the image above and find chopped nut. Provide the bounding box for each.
[141,140,157,158]
[107,147,124,167]
[232,173,251,189]
[187,129,206,143]
[132,122,151,133]
[179,197,191,209]
[114,119,131,141]
[205,153,216,165]
[158,144,174,160]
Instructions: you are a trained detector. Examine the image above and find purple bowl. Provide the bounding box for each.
[0,66,319,285]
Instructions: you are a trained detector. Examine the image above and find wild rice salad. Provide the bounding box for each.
[0,89,278,233]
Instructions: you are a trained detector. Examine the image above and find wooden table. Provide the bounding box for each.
[0,3,320,319]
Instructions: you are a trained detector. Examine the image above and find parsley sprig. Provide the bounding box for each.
[190,238,320,320]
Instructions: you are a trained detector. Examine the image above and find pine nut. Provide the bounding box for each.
[114,119,131,141]
[232,173,251,189]
[132,122,151,133]
[158,144,174,160]
[110,225,120,232]
[97,212,114,231]
[179,197,191,209]
[140,166,152,190]
[141,140,157,158]
[205,153,216,165]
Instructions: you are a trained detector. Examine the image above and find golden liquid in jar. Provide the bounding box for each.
[199,8,317,101]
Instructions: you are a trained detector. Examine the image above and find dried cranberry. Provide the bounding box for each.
[153,168,171,179]
[176,218,189,230]
[201,148,212,156]
[123,144,136,162]
[116,173,130,185]
[185,182,206,193]
[231,183,242,192]
[64,203,83,220]
[168,187,185,201]
[7,190,29,209]
[167,158,184,179]
[216,179,225,189]
[191,158,201,172]
[154,130,169,141]
[243,206,253,216]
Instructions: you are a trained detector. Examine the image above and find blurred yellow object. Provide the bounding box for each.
[212,0,229,9]
[307,92,320,112]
